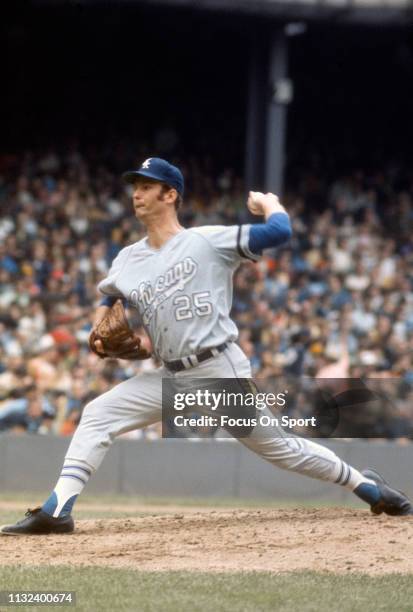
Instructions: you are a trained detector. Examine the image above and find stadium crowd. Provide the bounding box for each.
[1,147,413,439]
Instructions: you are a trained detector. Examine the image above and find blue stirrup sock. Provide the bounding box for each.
[333,460,381,505]
[353,482,381,505]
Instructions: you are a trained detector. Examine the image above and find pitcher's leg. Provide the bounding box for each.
[238,418,363,488]
[0,369,164,533]
[235,409,413,515]
[65,368,163,471]
[44,368,163,517]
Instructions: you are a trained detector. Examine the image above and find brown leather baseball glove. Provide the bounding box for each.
[89,300,152,360]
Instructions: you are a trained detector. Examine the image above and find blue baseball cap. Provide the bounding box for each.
[122,157,184,197]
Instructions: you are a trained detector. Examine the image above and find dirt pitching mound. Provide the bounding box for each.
[1,508,413,575]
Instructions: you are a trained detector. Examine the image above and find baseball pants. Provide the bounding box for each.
[65,343,350,487]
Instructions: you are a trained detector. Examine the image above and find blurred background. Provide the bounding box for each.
[2,0,413,443]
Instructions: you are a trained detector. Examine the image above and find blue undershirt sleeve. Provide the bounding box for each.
[248,212,292,254]
[99,296,127,308]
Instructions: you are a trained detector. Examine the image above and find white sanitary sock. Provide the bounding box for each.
[42,459,93,517]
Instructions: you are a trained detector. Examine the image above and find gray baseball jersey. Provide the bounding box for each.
[98,226,259,361]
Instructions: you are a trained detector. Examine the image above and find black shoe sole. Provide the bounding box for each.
[0,528,74,536]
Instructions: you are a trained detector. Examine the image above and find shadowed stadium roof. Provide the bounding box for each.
[34,0,413,25]
[144,0,413,23]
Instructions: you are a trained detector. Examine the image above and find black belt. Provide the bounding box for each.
[164,343,228,372]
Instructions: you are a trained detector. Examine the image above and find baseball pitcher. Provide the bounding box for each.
[2,157,412,535]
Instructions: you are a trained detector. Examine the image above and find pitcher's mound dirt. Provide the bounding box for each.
[1,508,413,575]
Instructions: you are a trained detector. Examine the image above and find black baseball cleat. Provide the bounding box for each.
[0,507,74,535]
[361,468,413,516]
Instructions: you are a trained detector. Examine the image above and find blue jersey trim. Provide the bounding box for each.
[248,212,292,254]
